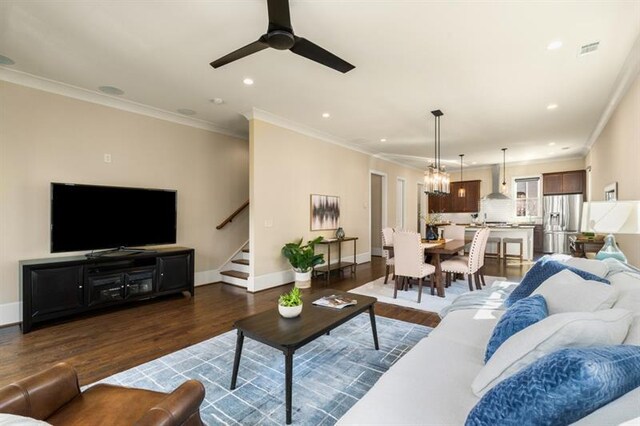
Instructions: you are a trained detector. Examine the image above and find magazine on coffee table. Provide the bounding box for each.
[312,294,357,309]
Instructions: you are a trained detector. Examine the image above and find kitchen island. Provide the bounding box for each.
[464,225,535,261]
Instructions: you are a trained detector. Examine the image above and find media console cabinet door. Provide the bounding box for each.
[30,265,84,318]
[157,253,192,293]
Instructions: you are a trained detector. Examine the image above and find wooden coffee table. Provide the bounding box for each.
[230,289,379,424]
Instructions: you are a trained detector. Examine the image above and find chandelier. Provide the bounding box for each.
[458,154,466,197]
[424,109,450,196]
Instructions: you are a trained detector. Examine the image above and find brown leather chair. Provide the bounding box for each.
[0,363,205,425]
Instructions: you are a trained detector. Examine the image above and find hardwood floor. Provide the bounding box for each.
[0,256,531,388]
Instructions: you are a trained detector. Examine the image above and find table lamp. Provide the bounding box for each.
[581,201,640,263]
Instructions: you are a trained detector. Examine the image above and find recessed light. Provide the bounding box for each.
[322,112,330,118]
[243,78,254,86]
[547,104,558,110]
[98,86,125,96]
[562,147,570,150]
[547,40,563,50]
[177,108,196,116]
[548,142,556,146]
[210,98,224,105]
[380,138,387,142]
[0,54,15,65]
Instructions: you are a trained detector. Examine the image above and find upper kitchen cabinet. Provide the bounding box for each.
[429,180,480,213]
[542,170,586,195]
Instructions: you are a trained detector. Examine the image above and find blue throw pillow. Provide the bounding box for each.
[484,295,548,363]
[466,345,640,426]
[505,258,610,307]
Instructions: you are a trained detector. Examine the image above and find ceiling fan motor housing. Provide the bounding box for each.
[267,30,295,50]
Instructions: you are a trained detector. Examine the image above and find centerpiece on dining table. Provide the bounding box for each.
[423,212,445,241]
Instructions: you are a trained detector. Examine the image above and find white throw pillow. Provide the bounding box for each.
[472,308,633,396]
[532,269,618,314]
[0,414,51,426]
[564,257,609,278]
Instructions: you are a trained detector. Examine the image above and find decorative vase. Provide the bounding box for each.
[336,227,345,239]
[294,270,312,289]
[278,303,303,318]
[595,234,627,263]
[426,225,438,241]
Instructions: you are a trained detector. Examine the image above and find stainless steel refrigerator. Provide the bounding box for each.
[543,194,583,254]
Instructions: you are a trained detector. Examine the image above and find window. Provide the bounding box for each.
[513,176,541,218]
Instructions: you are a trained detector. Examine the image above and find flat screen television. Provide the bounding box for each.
[51,183,177,253]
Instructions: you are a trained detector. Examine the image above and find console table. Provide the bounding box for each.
[20,247,194,333]
[312,237,358,285]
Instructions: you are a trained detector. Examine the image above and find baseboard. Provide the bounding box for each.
[195,269,221,286]
[249,269,295,292]
[248,252,371,292]
[0,302,20,327]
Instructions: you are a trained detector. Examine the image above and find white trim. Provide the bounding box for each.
[0,302,20,327]
[371,153,424,172]
[219,239,250,270]
[396,177,407,229]
[246,108,374,156]
[0,67,247,140]
[195,269,221,286]
[585,34,640,150]
[249,252,371,292]
[369,170,388,261]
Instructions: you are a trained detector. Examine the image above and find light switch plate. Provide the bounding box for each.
[104,154,112,163]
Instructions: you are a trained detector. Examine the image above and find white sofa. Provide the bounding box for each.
[338,263,640,425]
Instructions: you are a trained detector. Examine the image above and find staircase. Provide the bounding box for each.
[220,247,250,288]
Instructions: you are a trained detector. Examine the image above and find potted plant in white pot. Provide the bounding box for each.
[278,287,303,318]
[281,236,324,288]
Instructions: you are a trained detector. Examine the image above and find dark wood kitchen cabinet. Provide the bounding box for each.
[533,224,544,253]
[429,180,480,213]
[543,170,585,195]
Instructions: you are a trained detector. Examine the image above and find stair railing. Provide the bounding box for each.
[216,200,249,230]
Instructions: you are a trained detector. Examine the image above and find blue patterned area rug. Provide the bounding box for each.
[96,314,431,425]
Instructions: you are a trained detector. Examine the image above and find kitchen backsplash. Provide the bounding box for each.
[440,199,542,224]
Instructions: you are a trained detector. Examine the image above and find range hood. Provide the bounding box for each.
[483,164,510,200]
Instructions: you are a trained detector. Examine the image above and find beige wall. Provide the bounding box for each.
[0,82,250,309]
[585,73,640,266]
[249,119,423,289]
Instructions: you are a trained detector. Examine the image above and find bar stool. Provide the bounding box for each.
[503,237,524,262]
[485,237,501,258]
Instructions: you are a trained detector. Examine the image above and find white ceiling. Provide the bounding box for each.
[1,1,639,168]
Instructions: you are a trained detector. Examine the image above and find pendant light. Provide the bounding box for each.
[501,148,508,194]
[458,154,466,197]
[424,109,450,196]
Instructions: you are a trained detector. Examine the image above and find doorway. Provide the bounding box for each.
[370,171,387,257]
[396,177,406,229]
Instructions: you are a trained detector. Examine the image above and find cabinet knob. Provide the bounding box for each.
[78,285,83,289]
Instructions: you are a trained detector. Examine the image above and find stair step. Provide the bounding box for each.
[220,270,249,280]
[232,259,249,266]
[242,248,250,253]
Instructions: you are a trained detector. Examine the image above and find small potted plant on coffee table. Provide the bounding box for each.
[281,236,324,288]
[278,287,303,318]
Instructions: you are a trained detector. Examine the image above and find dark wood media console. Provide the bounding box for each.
[20,247,194,333]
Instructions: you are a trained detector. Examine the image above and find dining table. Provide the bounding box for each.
[382,239,467,298]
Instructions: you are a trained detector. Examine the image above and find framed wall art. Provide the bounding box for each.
[310,194,340,231]
[604,182,617,201]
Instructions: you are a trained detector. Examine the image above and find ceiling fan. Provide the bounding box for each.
[210,0,355,73]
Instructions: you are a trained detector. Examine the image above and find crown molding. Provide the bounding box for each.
[463,154,586,171]
[585,34,640,151]
[0,67,247,140]
[370,153,426,172]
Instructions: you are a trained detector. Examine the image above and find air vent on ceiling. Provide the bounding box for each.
[579,41,600,56]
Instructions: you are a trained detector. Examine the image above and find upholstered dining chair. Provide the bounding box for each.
[440,227,490,291]
[381,227,395,284]
[392,231,436,303]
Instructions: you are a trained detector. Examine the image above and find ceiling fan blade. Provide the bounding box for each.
[290,37,355,73]
[210,38,269,68]
[267,0,292,31]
